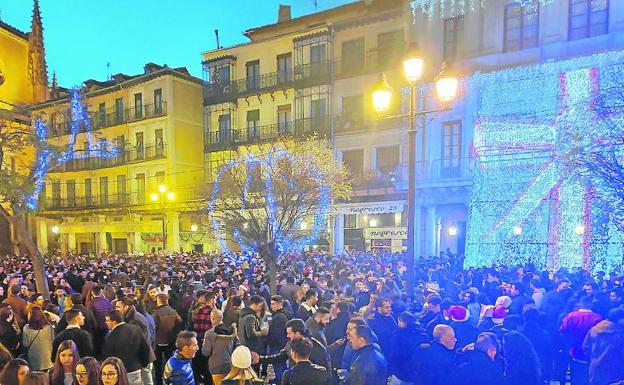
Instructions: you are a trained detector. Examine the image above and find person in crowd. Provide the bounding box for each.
[520,307,553,384]
[295,290,318,321]
[560,295,603,385]
[102,311,150,385]
[267,296,290,382]
[502,331,541,385]
[389,311,427,385]
[348,325,387,385]
[238,296,268,356]
[52,309,94,359]
[450,332,505,385]
[22,372,49,385]
[4,286,28,329]
[366,298,397,359]
[414,324,458,385]
[152,294,183,385]
[222,297,242,329]
[304,308,330,348]
[281,338,331,385]
[114,299,155,385]
[0,358,30,385]
[448,305,478,350]
[278,277,299,312]
[57,295,96,335]
[74,357,100,385]
[508,282,532,316]
[50,340,80,385]
[202,309,237,385]
[143,286,159,316]
[163,331,198,385]
[341,318,367,372]
[22,306,54,371]
[87,286,111,359]
[582,307,624,385]
[530,278,546,309]
[99,357,130,385]
[222,346,263,385]
[0,305,21,356]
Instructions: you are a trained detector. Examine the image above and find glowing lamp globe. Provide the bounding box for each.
[435,64,459,104]
[166,192,175,201]
[51,225,60,234]
[190,223,199,232]
[150,193,159,202]
[158,184,167,193]
[372,74,393,113]
[513,226,523,236]
[448,226,458,236]
[403,56,424,83]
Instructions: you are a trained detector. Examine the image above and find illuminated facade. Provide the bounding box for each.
[32,64,204,254]
[0,0,49,254]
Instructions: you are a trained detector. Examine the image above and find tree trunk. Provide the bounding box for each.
[0,205,49,298]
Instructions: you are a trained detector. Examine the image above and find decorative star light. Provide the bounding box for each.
[27,88,120,210]
[208,149,331,255]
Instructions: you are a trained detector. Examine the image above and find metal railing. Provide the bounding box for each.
[46,102,167,137]
[57,143,167,172]
[204,118,329,151]
[204,70,294,104]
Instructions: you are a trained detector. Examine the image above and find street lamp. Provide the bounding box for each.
[190,223,199,232]
[151,184,175,251]
[51,225,60,234]
[372,46,458,296]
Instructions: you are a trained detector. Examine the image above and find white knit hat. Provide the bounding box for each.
[231,346,252,369]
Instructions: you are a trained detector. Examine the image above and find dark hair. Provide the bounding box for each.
[270,296,284,305]
[304,290,318,301]
[99,357,129,385]
[0,359,29,385]
[314,307,330,317]
[175,331,197,349]
[70,294,83,306]
[375,298,390,308]
[354,325,375,343]
[502,331,541,385]
[398,311,417,325]
[249,295,264,306]
[426,294,442,306]
[91,287,102,296]
[347,317,366,328]
[51,340,80,385]
[523,307,540,324]
[64,309,82,324]
[9,286,19,296]
[156,294,168,305]
[608,308,624,322]
[119,297,134,307]
[22,372,49,385]
[336,301,352,315]
[290,337,313,359]
[475,332,500,354]
[28,306,50,330]
[285,319,307,335]
[73,357,99,385]
[579,295,594,310]
[106,310,123,324]
[230,296,242,307]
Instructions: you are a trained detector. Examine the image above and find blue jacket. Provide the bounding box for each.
[163,351,195,385]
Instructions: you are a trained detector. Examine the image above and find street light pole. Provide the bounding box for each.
[406,81,418,297]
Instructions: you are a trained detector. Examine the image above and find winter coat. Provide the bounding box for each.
[23,324,54,371]
[389,326,427,381]
[413,342,458,385]
[163,351,195,385]
[281,361,332,385]
[238,307,263,353]
[583,319,624,385]
[450,350,505,385]
[153,305,183,346]
[268,308,290,350]
[349,344,388,385]
[202,324,237,375]
[87,296,111,330]
[367,313,397,359]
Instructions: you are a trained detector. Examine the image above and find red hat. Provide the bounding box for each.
[492,306,507,324]
[448,305,470,322]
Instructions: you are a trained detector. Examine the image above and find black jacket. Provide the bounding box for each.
[281,361,332,385]
[413,342,458,385]
[367,313,397,359]
[268,308,290,350]
[52,326,93,359]
[349,344,388,385]
[450,350,505,385]
[389,326,427,381]
[102,322,151,372]
[238,307,264,353]
[260,336,330,371]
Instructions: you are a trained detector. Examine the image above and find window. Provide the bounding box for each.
[99,177,108,205]
[218,114,231,142]
[247,110,260,138]
[154,88,163,114]
[134,93,143,119]
[136,174,146,204]
[277,105,292,133]
[115,98,124,123]
[246,60,260,90]
[98,103,106,127]
[85,178,92,206]
[310,44,327,77]
[376,145,400,174]
[117,175,126,204]
[51,181,61,207]
[155,129,164,157]
[155,171,166,187]
[504,3,539,52]
[277,53,292,84]
[345,214,357,229]
[210,65,230,84]
[311,98,327,131]
[66,180,76,207]
[135,132,144,160]
[569,0,608,40]
[342,149,365,178]
[443,16,464,61]
[377,30,404,68]
[341,38,365,74]
[341,95,363,129]
[441,121,462,176]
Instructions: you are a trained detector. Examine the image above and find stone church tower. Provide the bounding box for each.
[27,0,49,103]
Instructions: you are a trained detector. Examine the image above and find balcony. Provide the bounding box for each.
[204,117,329,152]
[204,71,294,105]
[56,143,167,172]
[293,60,331,87]
[334,44,405,79]
[46,102,167,137]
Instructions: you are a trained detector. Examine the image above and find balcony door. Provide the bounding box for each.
[441,121,462,177]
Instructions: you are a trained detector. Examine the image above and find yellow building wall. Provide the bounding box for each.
[0,30,32,108]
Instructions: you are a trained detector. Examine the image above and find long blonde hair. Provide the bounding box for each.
[222,367,260,385]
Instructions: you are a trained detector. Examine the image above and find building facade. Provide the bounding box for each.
[32,64,204,254]
[0,0,49,254]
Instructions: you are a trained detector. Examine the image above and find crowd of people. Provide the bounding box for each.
[0,250,621,385]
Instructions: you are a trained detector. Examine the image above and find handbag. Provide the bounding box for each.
[18,328,42,361]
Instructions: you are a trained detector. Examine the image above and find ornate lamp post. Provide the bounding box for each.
[151,184,175,251]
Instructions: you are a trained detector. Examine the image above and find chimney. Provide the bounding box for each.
[278,4,291,23]
[214,29,221,49]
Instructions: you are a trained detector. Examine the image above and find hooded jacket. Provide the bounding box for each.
[202,323,238,375]
[238,307,263,352]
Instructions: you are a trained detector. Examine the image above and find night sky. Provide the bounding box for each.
[2,0,354,87]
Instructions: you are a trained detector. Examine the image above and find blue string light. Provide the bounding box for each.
[26,88,120,210]
[208,149,331,255]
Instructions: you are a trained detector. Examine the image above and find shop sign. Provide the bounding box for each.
[364,227,407,239]
[332,200,405,215]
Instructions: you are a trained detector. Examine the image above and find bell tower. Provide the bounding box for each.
[28,0,49,103]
